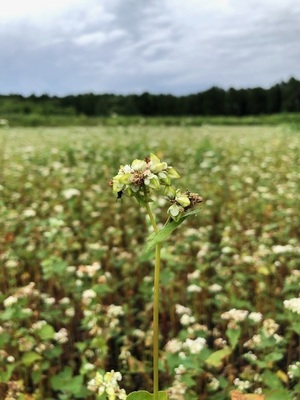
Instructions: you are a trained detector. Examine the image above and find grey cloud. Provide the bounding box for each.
[1,0,300,95]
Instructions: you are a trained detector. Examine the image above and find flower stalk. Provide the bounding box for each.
[109,153,202,399]
[145,202,161,400]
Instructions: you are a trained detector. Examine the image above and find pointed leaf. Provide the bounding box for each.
[205,346,232,368]
[145,209,200,253]
[226,326,241,350]
[37,323,55,340]
[22,352,43,366]
[264,389,293,400]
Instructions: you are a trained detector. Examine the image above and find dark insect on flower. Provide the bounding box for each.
[117,190,124,200]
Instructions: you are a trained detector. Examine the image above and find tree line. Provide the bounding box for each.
[1,77,300,117]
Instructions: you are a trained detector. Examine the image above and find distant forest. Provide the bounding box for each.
[1,77,300,117]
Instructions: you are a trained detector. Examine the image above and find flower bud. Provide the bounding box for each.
[145,174,160,190]
[131,159,146,171]
[168,204,184,221]
[164,185,176,198]
[167,167,180,179]
[176,194,190,207]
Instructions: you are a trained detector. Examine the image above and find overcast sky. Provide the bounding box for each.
[1,0,300,95]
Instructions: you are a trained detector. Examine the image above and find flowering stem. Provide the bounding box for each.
[145,202,160,400]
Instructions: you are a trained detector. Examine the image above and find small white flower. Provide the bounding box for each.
[44,297,55,305]
[107,305,124,318]
[165,339,183,353]
[54,328,68,343]
[31,320,47,331]
[284,297,300,314]
[221,246,233,254]
[187,270,201,280]
[272,244,294,254]
[221,308,248,322]
[4,296,18,308]
[175,304,192,316]
[23,209,36,217]
[183,337,206,354]
[208,283,222,293]
[180,314,195,326]
[62,188,81,199]
[262,318,279,336]
[234,378,251,391]
[82,289,97,302]
[5,260,18,269]
[65,307,75,317]
[248,312,263,323]
[187,284,202,293]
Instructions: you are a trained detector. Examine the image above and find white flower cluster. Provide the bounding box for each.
[288,361,300,379]
[106,304,124,329]
[208,283,222,293]
[208,376,220,392]
[23,208,36,218]
[183,337,206,354]
[167,365,187,400]
[111,153,202,221]
[283,297,300,314]
[167,189,202,222]
[76,262,101,277]
[165,336,206,356]
[262,318,279,337]
[107,304,124,318]
[248,312,263,323]
[3,295,18,308]
[175,304,196,326]
[54,328,69,344]
[112,153,180,200]
[165,338,183,354]
[244,318,282,349]
[272,244,299,254]
[233,377,251,391]
[82,289,97,305]
[187,284,202,293]
[221,308,249,322]
[31,320,47,331]
[62,188,81,199]
[87,370,126,400]
[3,282,38,308]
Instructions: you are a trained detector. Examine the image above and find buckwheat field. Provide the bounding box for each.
[0,125,299,399]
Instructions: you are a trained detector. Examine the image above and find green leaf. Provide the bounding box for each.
[262,370,284,389]
[22,351,43,366]
[145,209,199,253]
[264,352,284,363]
[50,367,86,397]
[0,364,15,383]
[205,346,232,368]
[127,390,169,400]
[264,388,293,400]
[0,331,11,346]
[226,326,241,350]
[37,323,55,340]
[291,322,300,335]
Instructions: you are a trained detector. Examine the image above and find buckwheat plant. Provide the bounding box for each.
[99,154,201,400]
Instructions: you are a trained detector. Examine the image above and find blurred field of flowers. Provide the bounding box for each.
[0,125,299,399]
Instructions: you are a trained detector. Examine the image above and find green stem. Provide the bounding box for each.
[145,202,159,233]
[145,203,161,400]
[153,242,161,400]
